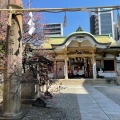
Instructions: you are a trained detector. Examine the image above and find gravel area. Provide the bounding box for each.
[94,86,120,106]
[22,86,81,120]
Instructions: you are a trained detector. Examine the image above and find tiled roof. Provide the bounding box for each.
[94,35,115,44]
[41,37,65,49]
[41,31,116,49]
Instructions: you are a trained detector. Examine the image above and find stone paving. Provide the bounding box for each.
[22,86,81,120]
[94,85,120,107]
[76,85,120,120]
[21,84,120,120]
[1,83,118,120]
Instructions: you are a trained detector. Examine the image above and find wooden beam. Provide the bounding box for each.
[1,5,120,12]
[78,42,81,47]
[67,46,94,51]
[55,53,64,55]
[63,47,67,54]
[68,54,93,57]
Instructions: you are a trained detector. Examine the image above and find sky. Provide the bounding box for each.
[23,0,120,36]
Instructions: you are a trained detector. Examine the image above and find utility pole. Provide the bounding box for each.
[2,0,23,118]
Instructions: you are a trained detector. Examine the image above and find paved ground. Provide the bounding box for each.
[77,84,120,120]
[22,86,81,120]
[94,85,120,106]
[1,83,120,120]
[21,84,120,120]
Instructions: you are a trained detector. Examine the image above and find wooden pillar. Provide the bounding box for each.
[3,4,23,117]
[101,56,104,69]
[92,56,97,80]
[53,59,57,79]
[114,55,117,71]
[64,56,68,79]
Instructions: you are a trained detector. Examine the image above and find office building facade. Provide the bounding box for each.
[90,8,115,39]
[114,23,120,41]
[44,23,63,37]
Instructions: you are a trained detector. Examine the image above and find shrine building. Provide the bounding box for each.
[33,28,120,80]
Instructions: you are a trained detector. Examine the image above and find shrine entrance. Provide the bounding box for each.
[68,57,93,79]
[52,30,112,80]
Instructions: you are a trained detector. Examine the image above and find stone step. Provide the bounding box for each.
[51,79,116,86]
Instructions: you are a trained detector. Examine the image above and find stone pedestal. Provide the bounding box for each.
[116,70,120,85]
[21,82,37,100]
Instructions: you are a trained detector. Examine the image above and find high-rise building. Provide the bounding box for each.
[90,8,115,39]
[44,23,63,37]
[118,27,120,40]
[114,23,120,41]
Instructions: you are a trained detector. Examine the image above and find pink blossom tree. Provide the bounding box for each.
[0,3,56,83]
[0,5,51,69]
